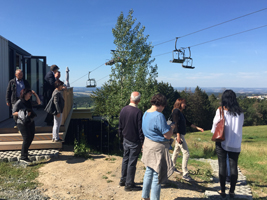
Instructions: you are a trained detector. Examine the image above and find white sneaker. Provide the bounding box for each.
[182,174,193,181]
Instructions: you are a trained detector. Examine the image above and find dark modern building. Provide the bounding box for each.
[0,35,49,122]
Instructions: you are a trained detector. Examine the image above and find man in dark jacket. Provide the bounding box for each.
[6,69,31,127]
[44,65,59,125]
[118,91,144,191]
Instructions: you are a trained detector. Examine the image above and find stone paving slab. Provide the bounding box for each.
[195,158,253,200]
[0,149,59,163]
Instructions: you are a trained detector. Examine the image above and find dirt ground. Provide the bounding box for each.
[37,149,208,200]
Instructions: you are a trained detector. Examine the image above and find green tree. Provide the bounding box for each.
[260,100,267,125]
[92,10,158,127]
[184,86,213,130]
[157,81,180,119]
[209,93,220,117]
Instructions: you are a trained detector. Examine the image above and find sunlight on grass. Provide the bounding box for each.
[0,162,42,190]
[174,125,267,198]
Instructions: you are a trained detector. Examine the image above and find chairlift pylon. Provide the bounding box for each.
[86,72,97,88]
[182,47,195,69]
[170,37,185,63]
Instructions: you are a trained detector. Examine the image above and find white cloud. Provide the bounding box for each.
[237,72,260,79]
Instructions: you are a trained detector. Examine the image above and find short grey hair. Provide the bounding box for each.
[15,69,22,74]
[131,92,141,102]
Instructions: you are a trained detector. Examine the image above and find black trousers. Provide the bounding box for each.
[44,89,54,124]
[120,138,142,186]
[216,142,240,193]
[17,122,35,160]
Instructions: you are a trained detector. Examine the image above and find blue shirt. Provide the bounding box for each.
[16,78,25,98]
[142,111,170,142]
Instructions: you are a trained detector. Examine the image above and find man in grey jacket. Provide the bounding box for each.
[6,69,30,127]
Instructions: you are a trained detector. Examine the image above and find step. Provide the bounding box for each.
[0,140,62,151]
[0,126,65,134]
[0,133,64,142]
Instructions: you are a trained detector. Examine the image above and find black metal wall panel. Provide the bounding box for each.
[65,118,116,153]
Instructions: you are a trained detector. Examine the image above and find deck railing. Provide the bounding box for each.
[61,87,73,125]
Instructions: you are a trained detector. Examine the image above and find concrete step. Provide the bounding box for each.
[0,126,65,134]
[0,140,62,151]
[0,132,64,142]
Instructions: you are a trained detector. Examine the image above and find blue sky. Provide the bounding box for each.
[1,0,267,88]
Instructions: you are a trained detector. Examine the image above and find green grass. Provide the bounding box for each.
[75,107,94,110]
[0,161,42,190]
[238,126,267,197]
[172,125,267,198]
[102,175,108,179]
[173,157,213,183]
[171,131,217,159]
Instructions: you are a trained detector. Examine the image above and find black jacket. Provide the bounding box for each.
[13,99,37,125]
[44,71,56,91]
[6,78,30,105]
[172,109,192,135]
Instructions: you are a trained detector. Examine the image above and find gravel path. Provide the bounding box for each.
[0,150,254,200]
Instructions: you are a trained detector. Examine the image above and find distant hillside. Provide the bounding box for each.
[73,86,267,96]
[174,87,267,95]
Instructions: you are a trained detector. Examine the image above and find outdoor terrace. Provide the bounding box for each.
[0,88,73,151]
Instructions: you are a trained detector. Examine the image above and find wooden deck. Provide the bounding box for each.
[0,109,64,150]
[0,88,73,151]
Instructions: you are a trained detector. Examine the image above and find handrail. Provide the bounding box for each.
[61,87,73,125]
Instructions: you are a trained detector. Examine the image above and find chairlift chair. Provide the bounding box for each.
[182,47,195,69]
[170,37,185,63]
[105,59,115,65]
[105,57,128,65]
[86,72,97,88]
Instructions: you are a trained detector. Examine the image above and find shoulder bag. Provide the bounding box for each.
[44,94,57,115]
[211,107,225,142]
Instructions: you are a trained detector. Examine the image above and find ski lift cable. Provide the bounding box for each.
[152,24,267,58]
[72,23,267,85]
[189,24,267,48]
[70,63,105,84]
[96,75,110,82]
[153,7,267,47]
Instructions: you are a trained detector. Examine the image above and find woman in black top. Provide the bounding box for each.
[171,98,204,181]
[12,89,41,164]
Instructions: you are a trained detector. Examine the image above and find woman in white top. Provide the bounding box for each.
[211,90,244,198]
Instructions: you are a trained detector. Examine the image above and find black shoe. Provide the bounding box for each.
[218,190,226,198]
[20,158,32,165]
[229,192,235,198]
[119,181,125,186]
[54,138,64,142]
[124,184,142,191]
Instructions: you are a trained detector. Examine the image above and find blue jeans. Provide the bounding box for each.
[142,167,161,200]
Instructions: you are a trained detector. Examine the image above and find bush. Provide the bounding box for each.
[74,138,88,158]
